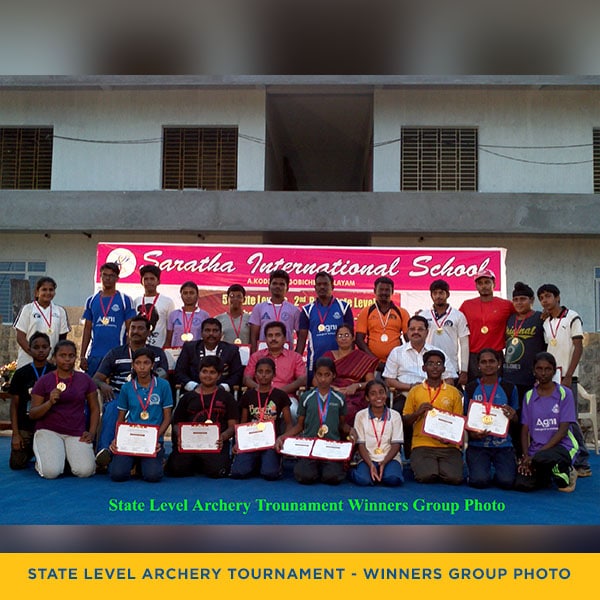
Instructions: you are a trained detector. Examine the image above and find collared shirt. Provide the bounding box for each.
[354,406,404,463]
[244,348,306,390]
[542,308,583,378]
[382,342,452,384]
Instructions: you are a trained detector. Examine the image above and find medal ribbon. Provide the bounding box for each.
[317,390,331,427]
[375,304,391,335]
[511,314,530,339]
[270,302,284,322]
[255,388,273,422]
[228,313,243,339]
[198,386,218,423]
[431,307,450,330]
[370,406,388,450]
[140,294,160,322]
[548,308,566,344]
[32,364,47,380]
[133,376,156,415]
[54,371,73,390]
[480,380,499,415]
[426,383,442,407]
[316,299,334,327]
[181,307,196,334]
[34,301,53,331]
[99,293,116,321]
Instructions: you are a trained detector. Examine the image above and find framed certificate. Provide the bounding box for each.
[310,438,353,461]
[178,422,221,453]
[281,436,314,457]
[114,423,159,457]
[235,421,276,452]
[466,401,510,437]
[423,409,465,445]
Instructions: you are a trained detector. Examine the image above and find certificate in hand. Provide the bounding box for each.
[114,423,159,457]
[178,422,221,453]
[281,436,315,457]
[235,421,276,452]
[310,438,353,461]
[423,409,465,445]
[466,401,509,437]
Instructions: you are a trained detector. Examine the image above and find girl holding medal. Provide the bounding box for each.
[350,380,404,486]
[109,348,173,482]
[165,281,209,348]
[29,340,99,479]
[463,348,519,489]
[231,357,293,479]
[276,357,356,485]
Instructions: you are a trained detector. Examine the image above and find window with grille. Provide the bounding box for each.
[401,127,478,191]
[594,129,600,193]
[0,127,53,189]
[0,261,46,323]
[162,127,238,190]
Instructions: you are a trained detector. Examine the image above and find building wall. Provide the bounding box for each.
[373,89,596,193]
[0,89,267,191]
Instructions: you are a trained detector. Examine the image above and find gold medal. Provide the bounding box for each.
[256,422,265,431]
[481,326,489,334]
[380,333,388,342]
[550,339,558,346]
[436,328,443,334]
[318,324,326,332]
[317,424,328,438]
[511,338,519,346]
[47,328,53,334]
[140,411,149,420]
[234,338,242,345]
[482,414,494,425]
[374,447,383,455]
[101,317,110,325]
[56,382,66,392]
[428,409,438,417]
[181,333,193,342]
[204,419,213,425]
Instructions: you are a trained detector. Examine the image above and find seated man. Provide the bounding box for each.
[175,317,244,395]
[244,321,306,420]
[402,350,464,485]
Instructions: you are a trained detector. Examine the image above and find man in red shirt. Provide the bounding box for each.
[460,268,514,381]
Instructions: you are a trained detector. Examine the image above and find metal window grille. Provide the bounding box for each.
[401,127,478,191]
[162,127,238,190]
[594,129,600,193]
[0,127,53,189]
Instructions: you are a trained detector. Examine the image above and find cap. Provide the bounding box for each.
[474,268,495,281]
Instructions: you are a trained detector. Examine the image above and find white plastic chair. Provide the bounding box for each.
[578,383,599,455]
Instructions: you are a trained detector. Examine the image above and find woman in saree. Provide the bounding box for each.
[323,324,379,426]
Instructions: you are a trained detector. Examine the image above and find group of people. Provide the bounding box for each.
[8,260,591,493]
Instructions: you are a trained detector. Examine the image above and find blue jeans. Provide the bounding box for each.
[97,396,119,453]
[110,446,165,482]
[350,460,404,486]
[230,448,282,480]
[466,446,517,489]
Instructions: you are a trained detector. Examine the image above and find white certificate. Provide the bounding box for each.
[178,422,221,453]
[466,401,510,437]
[236,421,276,452]
[281,436,315,457]
[423,409,465,445]
[310,438,353,461]
[114,423,159,457]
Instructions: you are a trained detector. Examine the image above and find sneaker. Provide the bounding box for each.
[576,466,592,478]
[558,468,577,493]
[95,448,112,468]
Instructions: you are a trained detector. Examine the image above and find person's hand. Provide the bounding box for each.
[80,431,95,444]
[98,381,115,401]
[11,432,24,451]
[80,357,88,371]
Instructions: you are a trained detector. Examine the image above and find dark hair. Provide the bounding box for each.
[335,323,354,337]
[423,349,445,365]
[537,283,560,298]
[408,315,429,329]
[100,262,120,275]
[315,356,337,376]
[477,347,503,364]
[130,315,152,330]
[227,284,246,297]
[35,277,57,292]
[198,355,224,374]
[264,320,287,337]
[255,357,276,374]
[364,379,388,397]
[429,279,449,293]
[180,280,198,293]
[139,265,161,280]
[29,331,51,347]
[53,339,77,356]
[201,317,222,332]
[315,271,334,285]
[512,281,534,299]
[534,352,557,371]
[269,270,290,286]
[132,347,156,363]
[374,276,394,291]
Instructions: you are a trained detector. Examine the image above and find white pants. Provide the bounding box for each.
[33,429,95,479]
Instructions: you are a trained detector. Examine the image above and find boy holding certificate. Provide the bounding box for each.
[275,357,357,485]
[402,350,464,485]
[110,348,173,482]
[231,357,293,479]
[463,348,519,489]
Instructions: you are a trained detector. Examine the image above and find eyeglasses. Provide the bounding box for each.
[336,332,352,338]
[425,361,444,367]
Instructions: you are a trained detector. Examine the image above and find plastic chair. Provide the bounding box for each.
[578,383,599,455]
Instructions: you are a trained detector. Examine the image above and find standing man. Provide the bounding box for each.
[134,265,176,348]
[93,315,169,468]
[296,271,354,385]
[459,268,514,381]
[215,284,251,346]
[355,276,410,372]
[417,279,470,387]
[175,317,244,395]
[249,269,300,353]
[80,262,136,376]
[536,283,591,478]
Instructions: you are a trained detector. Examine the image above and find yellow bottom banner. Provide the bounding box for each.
[2,553,594,598]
